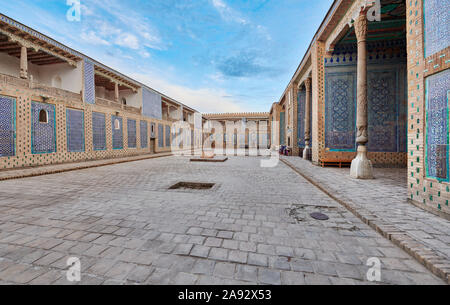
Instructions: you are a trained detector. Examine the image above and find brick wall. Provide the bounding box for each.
[407,0,450,217]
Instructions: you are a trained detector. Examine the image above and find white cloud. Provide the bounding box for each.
[115,33,140,50]
[130,72,244,113]
[139,50,151,58]
[80,4,95,17]
[211,0,249,25]
[208,72,225,83]
[85,0,165,50]
[97,21,121,37]
[80,31,111,46]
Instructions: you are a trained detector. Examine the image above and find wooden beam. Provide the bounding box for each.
[0,44,19,50]
[28,54,55,60]
[32,59,65,65]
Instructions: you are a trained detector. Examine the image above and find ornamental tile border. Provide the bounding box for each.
[0,152,172,182]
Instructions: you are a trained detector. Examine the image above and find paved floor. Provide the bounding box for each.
[282,157,450,264]
[0,156,445,285]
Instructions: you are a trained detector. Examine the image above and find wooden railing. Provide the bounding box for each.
[0,72,81,102]
[95,97,142,114]
[0,72,142,115]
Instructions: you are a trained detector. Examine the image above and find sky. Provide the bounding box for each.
[1,0,333,113]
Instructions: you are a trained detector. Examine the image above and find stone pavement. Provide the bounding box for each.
[0,156,445,285]
[281,156,450,283]
[0,152,172,181]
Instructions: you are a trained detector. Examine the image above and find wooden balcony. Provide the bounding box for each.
[0,72,81,102]
[95,97,141,114]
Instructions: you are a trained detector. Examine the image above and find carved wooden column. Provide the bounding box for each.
[303,77,312,160]
[114,82,120,103]
[20,46,28,79]
[350,10,373,179]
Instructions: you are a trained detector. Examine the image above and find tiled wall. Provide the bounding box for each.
[0,95,15,157]
[425,70,449,181]
[165,125,171,147]
[66,108,85,152]
[31,101,56,154]
[140,120,148,149]
[323,59,407,155]
[92,112,106,151]
[423,0,449,58]
[0,79,180,170]
[158,124,164,148]
[142,88,162,120]
[408,0,450,217]
[111,116,123,150]
[127,119,137,149]
[309,37,408,166]
[83,59,95,105]
[324,71,356,151]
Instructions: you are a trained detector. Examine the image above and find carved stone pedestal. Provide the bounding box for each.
[350,146,373,179]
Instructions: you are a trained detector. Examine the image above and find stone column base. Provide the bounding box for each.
[303,146,311,161]
[350,145,373,179]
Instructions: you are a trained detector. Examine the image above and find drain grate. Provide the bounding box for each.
[169,182,215,190]
[310,212,329,221]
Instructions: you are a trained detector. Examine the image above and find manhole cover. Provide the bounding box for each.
[310,212,329,221]
[169,182,215,190]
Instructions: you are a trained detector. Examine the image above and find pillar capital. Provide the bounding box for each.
[354,11,368,43]
[305,77,312,91]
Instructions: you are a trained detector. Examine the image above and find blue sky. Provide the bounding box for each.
[1,0,333,113]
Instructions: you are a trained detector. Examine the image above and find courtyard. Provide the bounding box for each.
[0,156,445,285]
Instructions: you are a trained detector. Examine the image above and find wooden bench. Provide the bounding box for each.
[319,159,352,168]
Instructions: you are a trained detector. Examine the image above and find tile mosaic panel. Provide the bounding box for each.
[165,125,171,147]
[142,88,162,120]
[83,59,95,104]
[66,108,85,152]
[111,115,123,150]
[127,119,137,148]
[367,70,397,152]
[140,121,148,148]
[0,95,15,157]
[325,72,356,151]
[92,112,106,151]
[158,124,164,148]
[31,101,56,154]
[426,69,450,181]
[424,0,450,58]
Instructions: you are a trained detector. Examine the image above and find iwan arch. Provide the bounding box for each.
[272,0,449,218]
